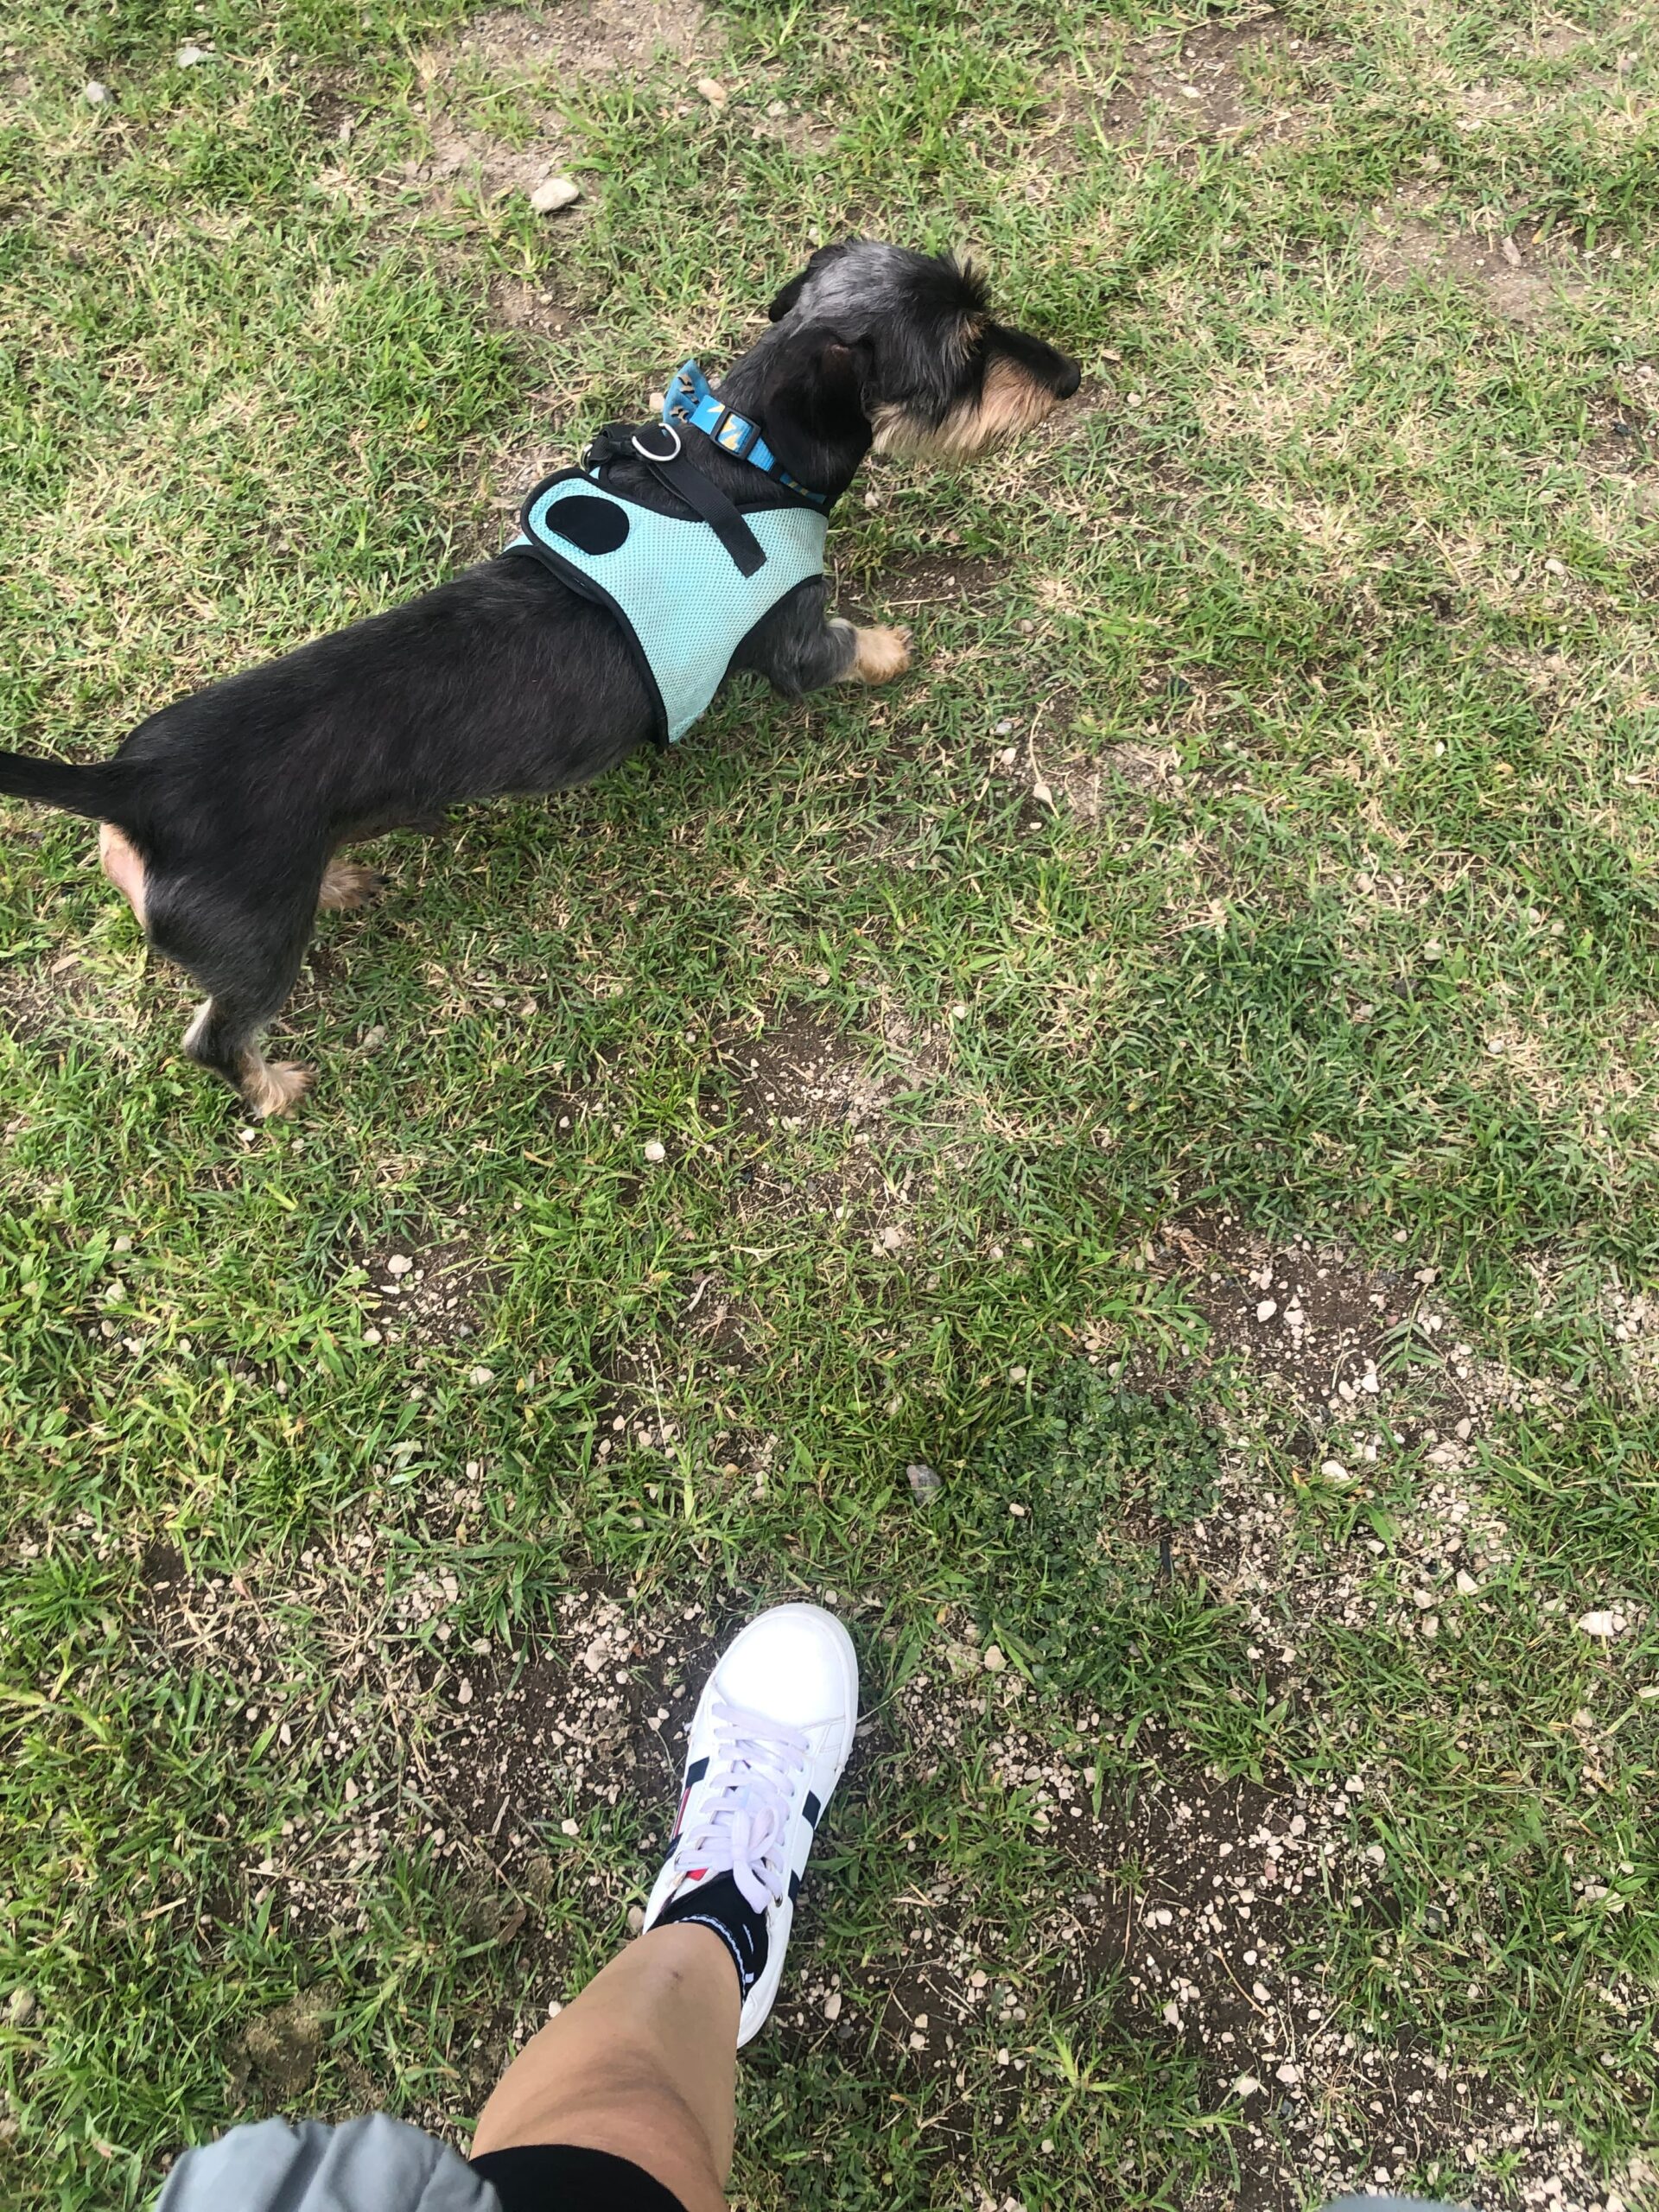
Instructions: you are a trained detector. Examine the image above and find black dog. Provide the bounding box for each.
[0,242,1078,1115]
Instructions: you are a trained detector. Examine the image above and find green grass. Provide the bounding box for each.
[3,0,1659,2204]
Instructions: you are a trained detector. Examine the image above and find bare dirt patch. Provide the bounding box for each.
[492,273,582,344]
[708,1006,890,1144]
[1147,1214,1414,1413]
[860,548,1004,616]
[747,98,837,158]
[403,124,571,211]
[694,1007,948,1250]
[362,1236,502,1348]
[1361,200,1591,327]
[1076,1219,1549,1654]
[119,1514,702,1936]
[233,1989,329,2105]
[452,0,707,82]
[1577,393,1657,492]
[1046,12,1339,162]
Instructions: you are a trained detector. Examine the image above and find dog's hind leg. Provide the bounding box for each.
[181,984,314,1117]
[149,875,321,1117]
[318,858,383,912]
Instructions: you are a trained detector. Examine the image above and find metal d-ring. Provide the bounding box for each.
[632,423,683,462]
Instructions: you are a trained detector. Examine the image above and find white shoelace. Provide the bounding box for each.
[671,1700,810,1914]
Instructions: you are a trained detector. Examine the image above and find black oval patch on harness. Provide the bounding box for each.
[544,496,631,556]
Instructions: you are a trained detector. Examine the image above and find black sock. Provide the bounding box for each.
[652,1872,770,1999]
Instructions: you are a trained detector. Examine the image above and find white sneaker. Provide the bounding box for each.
[642,1603,859,2046]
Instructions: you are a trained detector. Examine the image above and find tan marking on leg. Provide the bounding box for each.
[318,860,382,912]
[99,823,149,928]
[239,1057,314,1118]
[845,624,912,685]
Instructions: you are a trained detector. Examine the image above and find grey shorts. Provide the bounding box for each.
[154,2115,690,2212]
[156,2116,496,2211]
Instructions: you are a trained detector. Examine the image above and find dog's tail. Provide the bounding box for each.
[0,748,135,824]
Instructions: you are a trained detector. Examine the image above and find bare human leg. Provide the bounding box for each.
[472,1923,739,2212]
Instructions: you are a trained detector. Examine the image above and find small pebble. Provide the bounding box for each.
[626,1904,645,1933]
[643,1140,666,1163]
[906,1462,943,1501]
[1576,1610,1620,1638]
[1544,556,1566,576]
[982,1644,1007,1673]
[994,719,1014,736]
[1256,1299,1277,1322]
[1276,2061,1302,2086]
[696,76,728,106]
[387,1255,413,1277]
[85,80,111,103]
[560,1818,579,1837]
[468,1365,495,1388]
[176,43,210,66]
[5,1988,36,2028]
[528,174,582,214]
[823,1990,842,2021]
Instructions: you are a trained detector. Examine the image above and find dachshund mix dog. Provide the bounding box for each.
[0,242,1079,1114]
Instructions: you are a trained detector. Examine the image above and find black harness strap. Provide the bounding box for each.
[588,423,768,579]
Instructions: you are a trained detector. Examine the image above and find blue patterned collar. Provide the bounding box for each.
[662,359,828,506]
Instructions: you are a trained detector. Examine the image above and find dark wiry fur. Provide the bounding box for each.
[0,243,1078,1114]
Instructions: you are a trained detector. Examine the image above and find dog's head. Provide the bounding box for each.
[761,241,1081,472]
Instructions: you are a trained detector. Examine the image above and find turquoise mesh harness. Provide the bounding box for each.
[503,372,830,746]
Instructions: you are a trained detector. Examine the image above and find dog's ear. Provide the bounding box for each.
[761,326,873,480]
[768,241,853,321]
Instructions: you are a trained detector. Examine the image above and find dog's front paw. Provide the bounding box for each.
[849,623,913,685]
